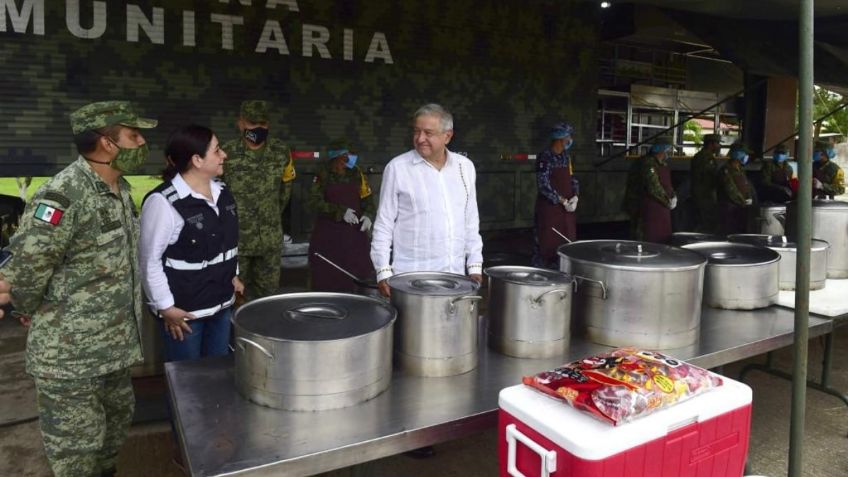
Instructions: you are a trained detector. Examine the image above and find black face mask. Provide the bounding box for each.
[244,127,269,145]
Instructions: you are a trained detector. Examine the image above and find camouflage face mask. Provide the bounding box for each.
[110,142,149,173]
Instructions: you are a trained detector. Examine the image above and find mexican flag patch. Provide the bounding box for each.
[34,203,64,225]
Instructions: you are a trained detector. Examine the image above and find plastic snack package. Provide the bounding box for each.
[522,348,723,425]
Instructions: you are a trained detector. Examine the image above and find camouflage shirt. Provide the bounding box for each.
[221,138,295,255]
[720,161,752,205]
[690,148,718,206]
[308,162,376,221]
[643,154,674,207]
[761,160,793,187]
[813,160,846,197]
[4,157,143,379]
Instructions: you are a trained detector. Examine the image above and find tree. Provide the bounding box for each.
[813,86,848,138]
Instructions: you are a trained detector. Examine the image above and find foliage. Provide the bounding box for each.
[814,86,848,137]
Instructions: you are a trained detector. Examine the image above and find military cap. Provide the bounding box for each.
[774,143,789,153]
[70,101,157,135]
[703,133,721,144]
[814,139,832,152]
[240,100,270,122]
[327,139,355,159]
[550,122,574,140]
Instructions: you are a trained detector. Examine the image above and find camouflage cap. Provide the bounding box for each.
[549,122,574,140]
[774,143,789,153]
[240,100,269,122]
[649,135,674,154]
[728,142,752,155]
[70,101,157,135]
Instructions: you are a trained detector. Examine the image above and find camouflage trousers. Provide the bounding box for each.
[239,252,281,301]
[33,368,134,477]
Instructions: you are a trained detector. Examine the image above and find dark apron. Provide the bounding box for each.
[640,162,673,244]
[772,166,791,188]
[720,172,751,235]
[814,164,832,199]
[535,162,576,265]
[308,177,374,292]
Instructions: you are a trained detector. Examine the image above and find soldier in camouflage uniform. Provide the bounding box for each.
[221,100,296,301]
[759,143,794,202]
[813,140,845,199]
[718,143,754,235]
[0,101,154,477]
[622,138,677,243]
[690,133,722,233]
[307,140,377,292]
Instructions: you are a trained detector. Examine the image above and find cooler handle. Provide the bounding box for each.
[505,423,557,477]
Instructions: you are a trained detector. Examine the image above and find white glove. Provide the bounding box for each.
[813,178,823,190]
[563,196,578,213]
[359,216,372,232]
[669,196,678,210]
[744,198,753,206]
[343,208,359,224]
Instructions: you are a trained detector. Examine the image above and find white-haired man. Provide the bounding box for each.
[371,103,484,297]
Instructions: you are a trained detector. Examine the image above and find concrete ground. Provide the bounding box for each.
[2,237,847,476]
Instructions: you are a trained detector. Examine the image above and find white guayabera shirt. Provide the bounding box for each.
[370,149,484,282]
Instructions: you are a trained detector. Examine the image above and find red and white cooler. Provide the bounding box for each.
[498,375,752,477]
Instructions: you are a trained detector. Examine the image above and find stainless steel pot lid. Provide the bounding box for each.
[759,203,788,210]
[789,199,848,209]
[670,232,725,246]
[387,271,479,296]
[484,266,573,286]
[233,292,396,341]
[557,240,706,271]
[683,241,781,265]
[727,234,830,251]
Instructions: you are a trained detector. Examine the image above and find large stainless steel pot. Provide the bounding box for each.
[484,266,573,359]
[388,272,481,377]
[233,293,395,411]
[758,204,787,235]
[728,234,829,290]
[682,242,780,310]
[557,240,706,349]
[787,199,848,278]
[670,232,724,247]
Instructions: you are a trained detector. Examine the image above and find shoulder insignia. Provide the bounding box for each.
[42,191,71,209]
[34,202,64,225]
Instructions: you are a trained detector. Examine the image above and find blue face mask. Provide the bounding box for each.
[813,151,823,162]
[827,148,837,160]
[345,154,358,169]
[774,153,788,163]
[563,137,573,150]
[739,153,749,166]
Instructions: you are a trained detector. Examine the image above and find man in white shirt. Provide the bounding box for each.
[371,103,484,297]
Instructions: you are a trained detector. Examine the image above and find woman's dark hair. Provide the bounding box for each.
[163,124,214,181]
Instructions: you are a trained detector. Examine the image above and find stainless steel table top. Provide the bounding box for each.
[166,306,832,477]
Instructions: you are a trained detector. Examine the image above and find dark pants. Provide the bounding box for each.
[159,308,232,362]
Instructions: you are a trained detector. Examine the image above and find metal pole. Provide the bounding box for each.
[789,0,813,474]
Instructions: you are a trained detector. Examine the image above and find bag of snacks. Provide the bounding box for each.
[522,348,723,425]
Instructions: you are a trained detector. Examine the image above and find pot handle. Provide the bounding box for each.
[236,337,274,359]
[774,212,786,228]
[449,295,483,314]
[573,275,608,300]
[531,288,570,307]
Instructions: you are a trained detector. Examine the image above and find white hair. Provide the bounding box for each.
[413,103,454,132]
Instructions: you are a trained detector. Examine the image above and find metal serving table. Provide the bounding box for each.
[166,306,832,476]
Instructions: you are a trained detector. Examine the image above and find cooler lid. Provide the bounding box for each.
[233,292,396,341]
[727,234,829,252]
[387,271,479,296]
[484,266,573,286]
[498,377,752,460]
[557,240,706,271]
[683,241,781,265]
